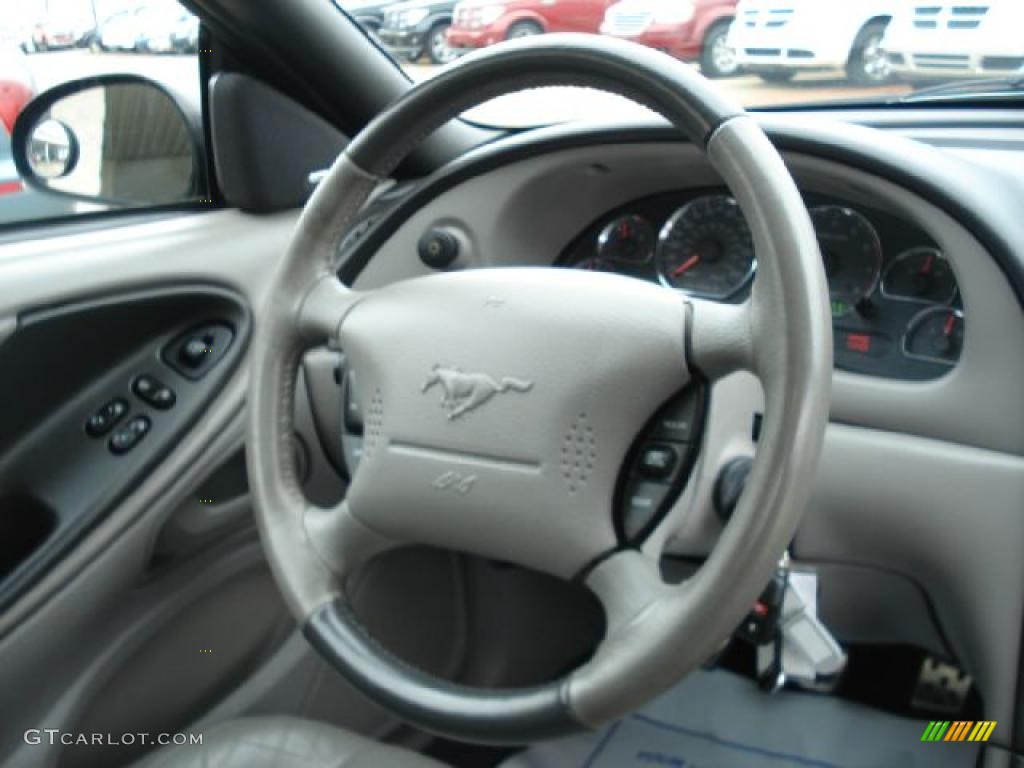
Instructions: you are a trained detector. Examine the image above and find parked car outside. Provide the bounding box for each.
[97,7,150,52]
[0,43,79,223]
[170,14,200,53]
[27,15,93,52]
[0,41,34,136]
[447,0,615,54]
[883,0,1024,82]
[378,0,459,64]
[139,5,199,54]
[600,0,738,78]
[727,0,893,84]
[337,0,393,37]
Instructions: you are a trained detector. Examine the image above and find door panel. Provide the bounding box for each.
[0,209,481,768]
[0,285,250,611]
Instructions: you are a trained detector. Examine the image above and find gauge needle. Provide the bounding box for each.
[673,254,701,277]
[943,313,956,336]
[921,253,934,274]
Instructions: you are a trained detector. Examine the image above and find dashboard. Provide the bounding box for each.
[325,116,1024,756]
[558,189,964,381]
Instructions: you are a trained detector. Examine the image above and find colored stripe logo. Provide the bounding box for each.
[921,721,996,742]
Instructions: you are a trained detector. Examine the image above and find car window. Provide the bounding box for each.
[0,0,200,228]
[335,0,1024,127]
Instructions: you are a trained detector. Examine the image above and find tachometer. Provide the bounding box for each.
[655,195,755,300]
[597,214,656,264]
[810,206,883,317]
[881,247,956,305]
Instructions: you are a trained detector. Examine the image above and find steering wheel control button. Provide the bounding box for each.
[85,398,129,437]
[623,482,670,539]
[638,444,678,480]
[418,228,460,270]
[653,391,700,442]
[109,415,151,455]
[343,371,364,433]
[163,323,235,380]
[714,456,754,521]
[133,375,176,410]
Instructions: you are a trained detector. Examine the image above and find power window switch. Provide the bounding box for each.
[134,375,176,410]
[86,398,128,437]
[109,415,151,455]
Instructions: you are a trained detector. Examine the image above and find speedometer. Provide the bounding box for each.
[810,206,883,317]
[655,195,755,300]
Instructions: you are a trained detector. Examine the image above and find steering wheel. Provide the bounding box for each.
[247,35,832,744]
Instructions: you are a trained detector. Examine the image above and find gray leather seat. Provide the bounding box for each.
[135,716,446,768]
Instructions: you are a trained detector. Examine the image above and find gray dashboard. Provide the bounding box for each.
[332,116,1024,755]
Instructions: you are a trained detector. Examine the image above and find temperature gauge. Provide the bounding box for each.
[882,247,957,304]
[903,307,964,366]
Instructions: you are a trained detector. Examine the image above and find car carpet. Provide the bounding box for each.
[502,667,978,768]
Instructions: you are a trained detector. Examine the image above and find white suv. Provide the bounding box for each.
[883,1,1024,81]
[727,0,893,84]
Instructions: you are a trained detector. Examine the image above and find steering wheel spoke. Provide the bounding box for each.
[304,499,404,585]
[298,275,364,344]
[585,550,671,636]
[686,296,755,381]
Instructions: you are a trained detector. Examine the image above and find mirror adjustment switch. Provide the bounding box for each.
[109,415,151,455]
[180,337,210,368]
[133,375,176,410]
[86,398,128,437]
[164,323,234,380]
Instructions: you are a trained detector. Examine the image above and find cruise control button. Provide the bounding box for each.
[653,391,700,442]
[623,481,670,539]
[344,371,363,433]
[109,415,150,455]
[638,443,678,480]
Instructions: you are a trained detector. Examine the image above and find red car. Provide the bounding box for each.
[600,0,738,78]
[0,42,34,136]
[447,0,616,51]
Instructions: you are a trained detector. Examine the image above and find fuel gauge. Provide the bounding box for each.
[903,307,964,366]
[882,247,957,304]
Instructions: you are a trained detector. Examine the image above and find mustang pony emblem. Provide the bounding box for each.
[422,365,533,420]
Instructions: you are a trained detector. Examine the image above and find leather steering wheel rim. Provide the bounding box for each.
[246,34,832,745]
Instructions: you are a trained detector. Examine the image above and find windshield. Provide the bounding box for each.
[334,0,1024,127]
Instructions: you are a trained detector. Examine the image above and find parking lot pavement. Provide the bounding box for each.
[25,50,911,131]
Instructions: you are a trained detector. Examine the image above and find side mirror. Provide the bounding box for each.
[12,75,206,207]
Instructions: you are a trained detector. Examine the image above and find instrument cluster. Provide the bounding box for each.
[560,190,964,380]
